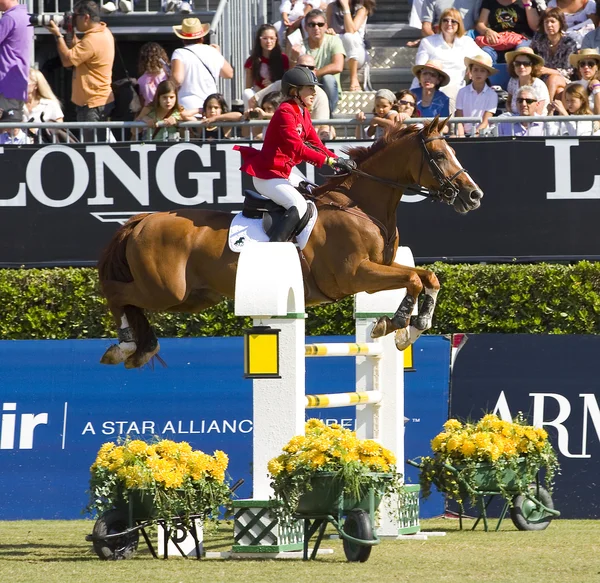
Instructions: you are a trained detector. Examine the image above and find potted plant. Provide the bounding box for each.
[416,413,559,507]
[267,418,403,519]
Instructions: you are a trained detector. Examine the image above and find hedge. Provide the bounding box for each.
[1,262,600,340]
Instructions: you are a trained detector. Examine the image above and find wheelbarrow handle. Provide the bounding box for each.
[406,458,423,468]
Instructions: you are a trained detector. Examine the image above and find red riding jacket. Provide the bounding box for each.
[235,100,336,180]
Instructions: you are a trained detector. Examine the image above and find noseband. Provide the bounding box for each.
[344,131,466,205]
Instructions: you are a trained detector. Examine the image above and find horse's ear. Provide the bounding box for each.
[426,115,440,136]
[438,115,452,133]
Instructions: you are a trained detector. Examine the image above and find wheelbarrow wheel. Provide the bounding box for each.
[342,509,373,562]
[510,485,554,531]
[92,509,139,560]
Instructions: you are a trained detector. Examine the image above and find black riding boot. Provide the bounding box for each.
[267,206,301,243]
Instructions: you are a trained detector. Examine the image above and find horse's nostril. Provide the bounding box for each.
[470,189,483,202]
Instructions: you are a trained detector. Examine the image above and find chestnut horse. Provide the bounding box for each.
[98,117,483,368]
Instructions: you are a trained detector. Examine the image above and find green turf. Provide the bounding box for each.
[0,517,598,583]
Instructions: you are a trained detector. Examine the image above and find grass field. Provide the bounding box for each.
[0,517,598,583]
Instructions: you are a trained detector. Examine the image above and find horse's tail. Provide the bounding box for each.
[97,213,151,286]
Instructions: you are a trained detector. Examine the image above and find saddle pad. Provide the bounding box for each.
[228,201,318,253]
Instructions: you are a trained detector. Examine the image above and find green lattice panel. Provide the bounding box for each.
[398,485,421,534]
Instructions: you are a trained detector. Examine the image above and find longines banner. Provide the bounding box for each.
[1,137,600,266]
[450,334,600,519]
[0,335,449,520]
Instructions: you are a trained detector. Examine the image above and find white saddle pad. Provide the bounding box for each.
[228,200,318,253]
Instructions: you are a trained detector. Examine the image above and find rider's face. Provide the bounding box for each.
[298,85,317,109]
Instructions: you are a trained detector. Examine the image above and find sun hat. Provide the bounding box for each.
[464,53,499,76]
[505,46,544,68]
[374,89,397,104]
[173,18,211,40]
[411,60,450,87]
[569,48,600,68]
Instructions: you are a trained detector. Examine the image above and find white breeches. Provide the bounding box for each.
[341,32,368,67]
[252,176,308,218]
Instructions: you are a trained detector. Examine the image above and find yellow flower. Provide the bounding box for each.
[443,419,462,432]
[460,440,476,457]
[267,458,284,476]
[431,432,449,452]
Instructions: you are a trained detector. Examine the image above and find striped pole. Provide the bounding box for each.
[305,391,383,409]
[305,343,383,357]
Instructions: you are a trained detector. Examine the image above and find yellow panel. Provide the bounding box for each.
[248,333,279,375]
[403,344,413,369]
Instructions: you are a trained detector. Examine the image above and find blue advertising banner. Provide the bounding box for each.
[0,335,449,520]
[450,334,600,518]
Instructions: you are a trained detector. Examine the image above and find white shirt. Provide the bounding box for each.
[280,0,311,19]
[507,77,551,115]
[456,83,498,133]
[171,44,226,111]
[548,0,596,29]
[411,33,486,90]
[23,97,64,123]
[560,119,595,136]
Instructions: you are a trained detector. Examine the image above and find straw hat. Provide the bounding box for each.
[505,46,544,68]
[173,18,211,40]
[411,60,450,87]
[464,53,498,76]
[569,48,600,68]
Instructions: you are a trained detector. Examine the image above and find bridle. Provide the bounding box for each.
[344,130,466,206]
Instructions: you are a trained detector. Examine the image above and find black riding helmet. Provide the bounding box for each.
[281,66,319,97]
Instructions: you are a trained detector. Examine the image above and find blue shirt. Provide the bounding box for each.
[413,87,450,118]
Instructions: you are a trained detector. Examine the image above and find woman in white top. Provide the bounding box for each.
[412,8,487,109]
[171,18,234,114]
[23,68,64,142]
[506,47,551,114]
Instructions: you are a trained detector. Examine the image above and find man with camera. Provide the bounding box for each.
[0,0,33,116]
[46,0,115,141]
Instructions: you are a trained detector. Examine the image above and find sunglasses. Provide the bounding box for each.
[516,97,537,104]
[579,60,599,67]
[514,60,532,67]
[301,65,316,70]
[398,99,415,107]
[307,21,326,28]
[442,18,459,24]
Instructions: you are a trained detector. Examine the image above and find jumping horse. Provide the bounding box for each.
[98,117,483,368]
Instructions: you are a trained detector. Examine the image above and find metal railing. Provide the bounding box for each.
[25,0,218,14]
[4,115,600,144]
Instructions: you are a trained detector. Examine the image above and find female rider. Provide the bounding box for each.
[236,66,355,242]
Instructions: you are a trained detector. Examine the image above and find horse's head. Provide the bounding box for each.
[415,116,483,214]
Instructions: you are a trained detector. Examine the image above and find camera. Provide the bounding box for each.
[248,110,261,120]
[29,12,74,33]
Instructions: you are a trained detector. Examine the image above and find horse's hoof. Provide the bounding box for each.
[124,342,161,369]
[100,344,125,365]
[371,316,392,338]
[394,327,411,351]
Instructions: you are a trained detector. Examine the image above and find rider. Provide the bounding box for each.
[235,66,356,242]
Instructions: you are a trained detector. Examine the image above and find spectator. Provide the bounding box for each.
[137,42,170,108]
[101,0,133,14]
[497,84,556,134]
[419,0,483,38]
[581,1,600,47]
[162,0,193,13]
[530,8,577,101]
[475,0,540,64]
[455,53,499,135]
[46,0,115,142]
[0,0,34,116]
[547,0,597,46]
[246,90,286,140]
[195,92,243,140]
[394,89,419,120]
[171,18,234,115]
[243,24,289,109]
[412,9,486,110]
[550,81,598,132]
[568,48,600,106]
[355,88,398,138]
[136,79,194,141]
[326,0,375,91]
[275,0,313,45]
[506,47,551,112]
[23,68,65,142]
[291,8,345,112]
[411,59,451,116]
[0,107,29,144]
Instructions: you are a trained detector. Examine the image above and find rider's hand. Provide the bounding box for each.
[331,157,357,173]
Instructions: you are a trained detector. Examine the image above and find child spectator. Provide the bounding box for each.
[137,42,170,108]
[0,108,29,144]
[243,24,290,109]
[136,79,194,141]
[550,81,598,134]
[394,89,418,121]
[196,93,243,140]
[355,88,398,138]
[245,90,286,140]
[455,54,499,137]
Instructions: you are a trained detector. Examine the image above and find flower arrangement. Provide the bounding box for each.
[268,418,403,517]
[417,413,559,505]
[87,438,232,523]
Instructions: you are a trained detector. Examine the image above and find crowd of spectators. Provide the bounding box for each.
[3,0,600,142]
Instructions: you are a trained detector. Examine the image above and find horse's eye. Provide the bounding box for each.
[435,152,446,161]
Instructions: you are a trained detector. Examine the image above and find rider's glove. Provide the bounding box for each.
[331,157,357,174]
